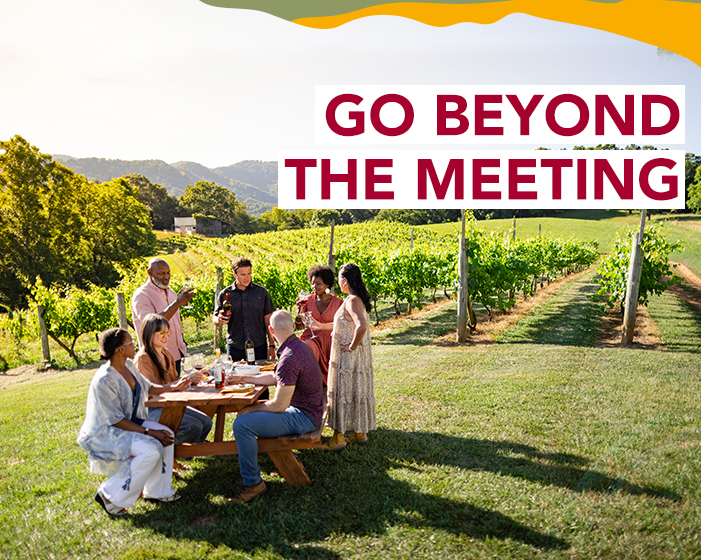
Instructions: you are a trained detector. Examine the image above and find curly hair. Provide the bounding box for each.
[307,264,335,288]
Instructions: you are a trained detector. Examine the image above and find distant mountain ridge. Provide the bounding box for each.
[53,155,278,216]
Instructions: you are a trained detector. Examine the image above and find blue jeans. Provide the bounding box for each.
[148,406,213,445]
[233,406,317,486]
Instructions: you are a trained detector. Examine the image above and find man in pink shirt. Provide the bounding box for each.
[131,258,194,373]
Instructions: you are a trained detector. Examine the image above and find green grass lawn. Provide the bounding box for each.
[2,274,701,559]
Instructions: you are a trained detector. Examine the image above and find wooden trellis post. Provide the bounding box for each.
[214,267,224,350]
[37,305,51,368]
[116,292,128,330]
[621,210,647,345]
[457,210,468,343]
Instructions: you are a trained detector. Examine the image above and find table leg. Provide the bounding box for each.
[157,407,185,435]
[267,450,312,486]
[214,405,227,442]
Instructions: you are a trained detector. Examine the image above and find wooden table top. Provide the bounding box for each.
[146,384,267,408]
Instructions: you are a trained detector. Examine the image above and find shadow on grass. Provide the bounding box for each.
[123,429,679,558]
[498,278,602,347]
[374,305,458,347]
[648,291,701,354]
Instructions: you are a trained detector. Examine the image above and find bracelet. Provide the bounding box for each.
[144,427,149,436]
[269,344,275,349]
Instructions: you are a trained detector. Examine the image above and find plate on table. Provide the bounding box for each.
[220,383,256,395]
[257,360,277,371]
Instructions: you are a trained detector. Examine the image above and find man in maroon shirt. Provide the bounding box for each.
[225,310,324,503]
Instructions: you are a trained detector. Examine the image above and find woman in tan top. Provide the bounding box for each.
[134,314,213,445]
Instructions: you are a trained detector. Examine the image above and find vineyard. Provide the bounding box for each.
[0,221,598,369]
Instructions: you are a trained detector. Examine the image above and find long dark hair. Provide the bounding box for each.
[99,328,130,361]
[339,263,372,313]
[139,313,171,383]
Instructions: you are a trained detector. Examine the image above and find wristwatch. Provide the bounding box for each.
[144,427,149,436]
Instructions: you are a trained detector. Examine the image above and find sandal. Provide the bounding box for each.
[95,490,127,516]
[346,432,368,444]
[145,493,181,503]
[320,432,346,450]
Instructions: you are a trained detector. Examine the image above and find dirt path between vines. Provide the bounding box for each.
[594,262,701,349]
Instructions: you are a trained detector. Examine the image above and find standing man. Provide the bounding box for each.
[225,310,324,503]
[132,258,194,374]
[213,257,276,361]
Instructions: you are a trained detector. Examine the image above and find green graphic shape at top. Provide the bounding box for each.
[198,0,511,22]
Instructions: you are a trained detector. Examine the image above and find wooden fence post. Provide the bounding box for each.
[457,210,468,343]
[116,292,128,330]
[621,210,647,345]
[328,221,335,294]
[214,267,223,350]
[37,305,51,368]
[512,217,517,242]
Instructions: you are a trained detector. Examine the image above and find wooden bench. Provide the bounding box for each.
[174,398,328,486]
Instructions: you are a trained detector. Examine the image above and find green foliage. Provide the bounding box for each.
[179,180,254,233]
[688,165,701,214]
[82,178,158,286]
[31,280,118,365]
[125,174,179,229]
[0,136,93,306]
[0,136,158,308]
[595,221,683,311]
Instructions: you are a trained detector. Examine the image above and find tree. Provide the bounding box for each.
[0,135,92,307]
[125,173,178,230]
[687,165,701,214]
[0,136,157,307]
[256,207,306,231]
[81,178,157,286]
[179,180,253,233]
[309,209,342,228]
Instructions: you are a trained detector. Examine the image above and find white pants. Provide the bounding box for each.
[100,421,176,508]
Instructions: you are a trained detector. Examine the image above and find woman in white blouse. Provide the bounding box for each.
[78,327,187,515]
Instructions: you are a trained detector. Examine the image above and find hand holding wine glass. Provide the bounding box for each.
[180,281,195,310]
[296,288,310,309]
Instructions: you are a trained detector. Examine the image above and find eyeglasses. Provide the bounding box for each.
[157,330,172,339]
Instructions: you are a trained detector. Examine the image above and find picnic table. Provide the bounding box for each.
[146,384,326,486]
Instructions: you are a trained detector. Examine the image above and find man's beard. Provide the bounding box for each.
[152,278,169,290]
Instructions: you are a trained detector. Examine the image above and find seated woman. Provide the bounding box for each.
[78,328,183,516]
[295,265,343,385]
[134,313,213,445]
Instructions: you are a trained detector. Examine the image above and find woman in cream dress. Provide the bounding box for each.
[323,263,377,450]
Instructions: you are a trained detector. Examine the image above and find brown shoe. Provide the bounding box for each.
[226,480,267,504]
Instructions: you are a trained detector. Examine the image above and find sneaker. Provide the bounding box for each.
[227,480,267,504]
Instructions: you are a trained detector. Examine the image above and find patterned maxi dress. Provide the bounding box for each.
[326,299,377,433]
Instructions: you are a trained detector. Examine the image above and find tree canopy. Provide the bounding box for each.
[125,173,179,230]
[0,135,156,308]
[179,180,254,233]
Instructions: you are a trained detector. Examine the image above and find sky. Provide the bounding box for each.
[1,0,699,168]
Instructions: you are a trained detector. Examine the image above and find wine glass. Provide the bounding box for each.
[181,281,194,310]
[182,356,195,389]
[192,353,206,378]
[303,311,318,339]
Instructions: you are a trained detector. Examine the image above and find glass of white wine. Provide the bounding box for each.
[181,280,194,310]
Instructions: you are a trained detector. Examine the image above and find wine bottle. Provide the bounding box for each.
[222,292,232,318]
[245,331,255,364]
